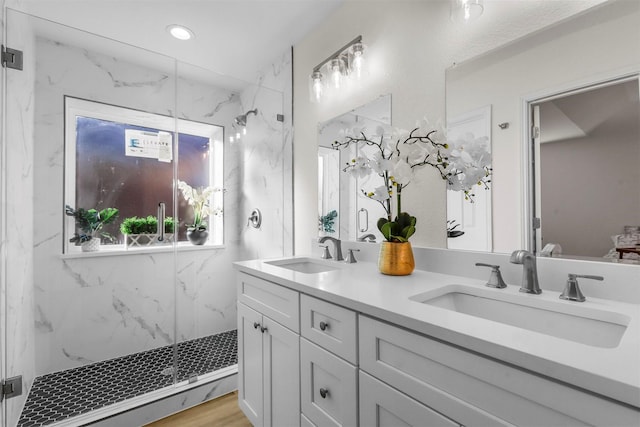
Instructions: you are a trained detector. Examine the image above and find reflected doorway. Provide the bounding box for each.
[530,77,640,260]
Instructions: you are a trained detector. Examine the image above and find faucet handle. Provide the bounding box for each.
[475,263,507,289]
[319,245,332,260]
[560,274,604,302]
[345,249,360,264]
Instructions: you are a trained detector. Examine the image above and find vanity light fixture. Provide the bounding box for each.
[309,35,366,103]
[450,0,484,23]
[167,24,194,41]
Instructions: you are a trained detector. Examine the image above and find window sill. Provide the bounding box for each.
[61,241,225,259]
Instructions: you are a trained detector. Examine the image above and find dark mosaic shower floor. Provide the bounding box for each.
[18,330,237,427]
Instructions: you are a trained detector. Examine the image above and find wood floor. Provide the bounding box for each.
[145,391,252,427]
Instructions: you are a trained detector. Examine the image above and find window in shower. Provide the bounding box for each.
[63,96,224,253]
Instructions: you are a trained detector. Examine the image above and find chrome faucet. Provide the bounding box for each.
[318,236,344,261]
[357,233,376,242]
[509,250,542,294]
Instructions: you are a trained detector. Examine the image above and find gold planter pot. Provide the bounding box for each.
[378,241,415,276]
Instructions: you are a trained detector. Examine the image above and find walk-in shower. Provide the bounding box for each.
[1,8,288,426]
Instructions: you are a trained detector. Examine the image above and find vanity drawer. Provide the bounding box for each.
[359,371,459,427]
[301,294,357,364]
[359,315,638,427]
[237,272,299,332]
[301,338,357,427]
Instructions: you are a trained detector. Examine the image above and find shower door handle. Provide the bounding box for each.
[357,208,368,232]
[157,202,166,242]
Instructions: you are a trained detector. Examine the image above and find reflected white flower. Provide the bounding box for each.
[391,159,413,186]
[346,156,371,179]
[368,185,391,202]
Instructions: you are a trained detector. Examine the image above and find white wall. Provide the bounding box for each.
[446,0,640,253]
[293,0,610,254]
[540,119,640,257]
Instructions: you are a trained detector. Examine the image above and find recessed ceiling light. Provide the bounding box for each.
[167,24,194,41]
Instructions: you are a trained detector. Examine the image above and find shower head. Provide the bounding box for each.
[234,108,258,127]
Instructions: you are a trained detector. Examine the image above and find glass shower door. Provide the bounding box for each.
[3,10,180,426]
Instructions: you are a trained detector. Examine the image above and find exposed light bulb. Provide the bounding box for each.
[351,43,365,80]
[229,135,235,143]
[451,0,483,23]
[236,131,241,139]
[242,127,247,136]
[310,71,324,102]
[330,58,342,89]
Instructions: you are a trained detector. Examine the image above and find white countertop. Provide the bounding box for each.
[234,257,640,408]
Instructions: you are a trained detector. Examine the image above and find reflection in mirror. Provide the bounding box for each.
[531,77,639,262]
[446,106,492,252]
[446,0,640,262]
[317,94,391,241]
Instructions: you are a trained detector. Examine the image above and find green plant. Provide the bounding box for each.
[65,205,119,243]
[377,212,416,243]
[319,210,338,233]
[120,216,176,234]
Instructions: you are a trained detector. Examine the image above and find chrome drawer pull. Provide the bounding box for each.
[319,321,329,331]
[260,326,268,333]
[319,388,329,399]
[253,322,260,329]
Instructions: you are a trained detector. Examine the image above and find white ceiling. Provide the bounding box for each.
[21,0,344,84]
[19,0,608,87]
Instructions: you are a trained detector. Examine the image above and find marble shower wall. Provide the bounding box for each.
[3,7,37,427]
[31,34,248,375]
[242,49,293,258]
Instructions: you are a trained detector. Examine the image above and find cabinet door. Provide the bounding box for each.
[360,371,459,427]
[263,315,300,427]
[238,303,264,427]
[301,338,357,427]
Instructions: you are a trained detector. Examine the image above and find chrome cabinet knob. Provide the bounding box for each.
[319,321,329,331]
[319,388,329,399]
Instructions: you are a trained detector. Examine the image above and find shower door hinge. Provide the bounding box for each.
[533,217,541,229]
[1,375,23,401]
[1,45,24,70]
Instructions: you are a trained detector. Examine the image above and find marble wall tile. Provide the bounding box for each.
[3,17,292,427]
[31,36,244,375]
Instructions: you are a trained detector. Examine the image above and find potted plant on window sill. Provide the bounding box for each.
[65,205,119,252]
[177,180,222,246]
[120,215,176,249]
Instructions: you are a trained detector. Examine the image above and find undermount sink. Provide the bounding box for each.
[265,257,340,274]
[410,285,630,348]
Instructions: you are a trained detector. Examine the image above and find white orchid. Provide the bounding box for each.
[177,180,222,229]
[332,119,492,240]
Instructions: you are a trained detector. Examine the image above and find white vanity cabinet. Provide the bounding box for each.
[359,315,640,427]
[237,272,300,427]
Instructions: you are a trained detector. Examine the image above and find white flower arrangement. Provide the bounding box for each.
[332,120,491,242]
[177,180,224,230]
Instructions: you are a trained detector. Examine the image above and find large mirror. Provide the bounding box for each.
[446,0,640,263]
[317,94,391,242]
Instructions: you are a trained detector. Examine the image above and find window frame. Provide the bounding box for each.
[63,96,224,254]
